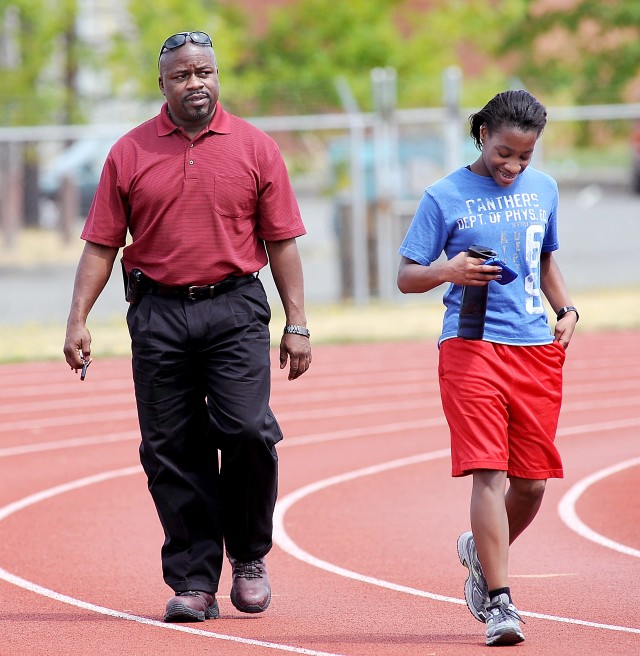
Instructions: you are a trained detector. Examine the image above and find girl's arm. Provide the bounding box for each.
[540,251,578,348]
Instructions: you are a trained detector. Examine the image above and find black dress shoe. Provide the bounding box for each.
[164,591,219,622]
[229,557,271,613]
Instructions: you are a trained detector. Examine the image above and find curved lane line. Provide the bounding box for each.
[0,431,140,458]
[274,450,459,610]
[2,416,639,459]
[0,419,446,459]
[1,438,639,639]
[0,467,346,656]
[558,457,640,559]
[273,451,640,635]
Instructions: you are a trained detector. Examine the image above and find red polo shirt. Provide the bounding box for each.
[82,102,305,286]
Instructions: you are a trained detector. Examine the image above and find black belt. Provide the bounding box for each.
[147,274,256,301]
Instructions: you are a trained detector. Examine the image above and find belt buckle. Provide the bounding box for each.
[186,284,210,301]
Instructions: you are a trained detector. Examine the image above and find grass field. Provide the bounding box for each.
[1,228,639,364]
[2,288,638,365]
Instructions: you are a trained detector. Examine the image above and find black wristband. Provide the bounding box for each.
[556,306,579,322]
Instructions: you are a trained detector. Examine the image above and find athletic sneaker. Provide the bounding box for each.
[457,531,490,622]
[485,593,525,646]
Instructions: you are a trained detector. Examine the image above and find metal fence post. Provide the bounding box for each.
[443,66,463,174]
[371,66,400,302]
[336,77,369,305]
[0,143,24,249]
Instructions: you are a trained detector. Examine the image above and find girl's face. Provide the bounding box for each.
[474,124,539,187]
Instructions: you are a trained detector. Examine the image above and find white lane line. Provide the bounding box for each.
[558,457,640,559]
[511,573,577,579]
[2,414,637,460]
[0,467,346,656]
[0,467,142,521]
[0,431,141,458]
[274,450,462,605]
[0,419,447,459]
[273,451,640,635]
[558,417,640,436]
[0,448,639,640]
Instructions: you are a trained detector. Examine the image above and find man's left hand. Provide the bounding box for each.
[280,334,312,380]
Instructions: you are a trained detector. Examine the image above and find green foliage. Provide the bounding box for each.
[395,0,521,108]
[499,0,640,104]
[238,0,404,113]
[111,0,247,102]
[3,0,640,128]
[0,0,84,124]
[241,0,516,113]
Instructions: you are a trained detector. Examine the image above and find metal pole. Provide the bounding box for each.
[443,66,463,173]
[0,7,22,248]
[335,77,369,305]
[371,67,399,302]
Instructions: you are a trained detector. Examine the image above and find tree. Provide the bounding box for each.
[234,0,525,114]
[109,0,248,103]
[394,0,523,108]
[239,0,405,114]
[0,1,87,229]
[499,0,640,105]
[0,0,84,125]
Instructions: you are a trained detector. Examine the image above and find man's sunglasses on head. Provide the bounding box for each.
[158,31,212,63]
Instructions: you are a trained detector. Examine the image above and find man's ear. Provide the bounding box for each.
[159,75,165,96]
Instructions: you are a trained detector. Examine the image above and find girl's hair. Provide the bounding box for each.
[469,89,547,150]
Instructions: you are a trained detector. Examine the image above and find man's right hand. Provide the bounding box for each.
[63,322,92,372]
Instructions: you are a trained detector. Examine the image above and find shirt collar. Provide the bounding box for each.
[157,101,231,137]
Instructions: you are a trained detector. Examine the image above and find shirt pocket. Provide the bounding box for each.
[214,174,257,218]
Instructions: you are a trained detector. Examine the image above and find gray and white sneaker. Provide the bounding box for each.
[457,531,490,622]
[485,593,525,646]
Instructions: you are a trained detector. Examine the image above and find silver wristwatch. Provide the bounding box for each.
[283,325,310,338]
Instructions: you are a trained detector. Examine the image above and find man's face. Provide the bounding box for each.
[158,43,220,131]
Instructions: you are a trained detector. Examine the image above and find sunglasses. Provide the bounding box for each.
[158,31,212,62]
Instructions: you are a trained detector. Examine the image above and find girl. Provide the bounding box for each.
[397,89,578,646]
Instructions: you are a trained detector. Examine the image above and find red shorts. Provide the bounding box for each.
[438,338,565,479]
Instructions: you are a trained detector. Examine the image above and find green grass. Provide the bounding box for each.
[2,227,638,364]
[2,288,639,364]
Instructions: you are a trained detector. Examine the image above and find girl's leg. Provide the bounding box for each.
[470,469,509,591]
[472,472,548,591]
[506,476,547,544]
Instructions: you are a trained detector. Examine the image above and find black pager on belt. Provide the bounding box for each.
[126,268,145,303]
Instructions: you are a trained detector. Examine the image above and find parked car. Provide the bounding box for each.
[39,136,117,217]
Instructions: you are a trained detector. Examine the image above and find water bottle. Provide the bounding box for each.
[457,284,489,340]
[457,245,496,340]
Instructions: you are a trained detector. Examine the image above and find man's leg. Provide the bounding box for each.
[197,279,279,612]
[128,295,224,597]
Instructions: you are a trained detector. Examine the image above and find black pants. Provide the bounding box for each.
[126,278,281,594]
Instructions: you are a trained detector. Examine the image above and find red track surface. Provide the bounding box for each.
[0,332,639,655]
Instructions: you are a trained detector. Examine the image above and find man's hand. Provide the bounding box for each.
[62,241,118,377]
[63,321,92,374]
[279,333,312,380]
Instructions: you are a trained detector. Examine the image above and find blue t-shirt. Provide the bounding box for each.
[399,166,559,346]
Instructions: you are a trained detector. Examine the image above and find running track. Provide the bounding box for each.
[0,332,638,656]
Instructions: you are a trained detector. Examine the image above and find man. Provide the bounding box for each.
[63,31,311,622]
